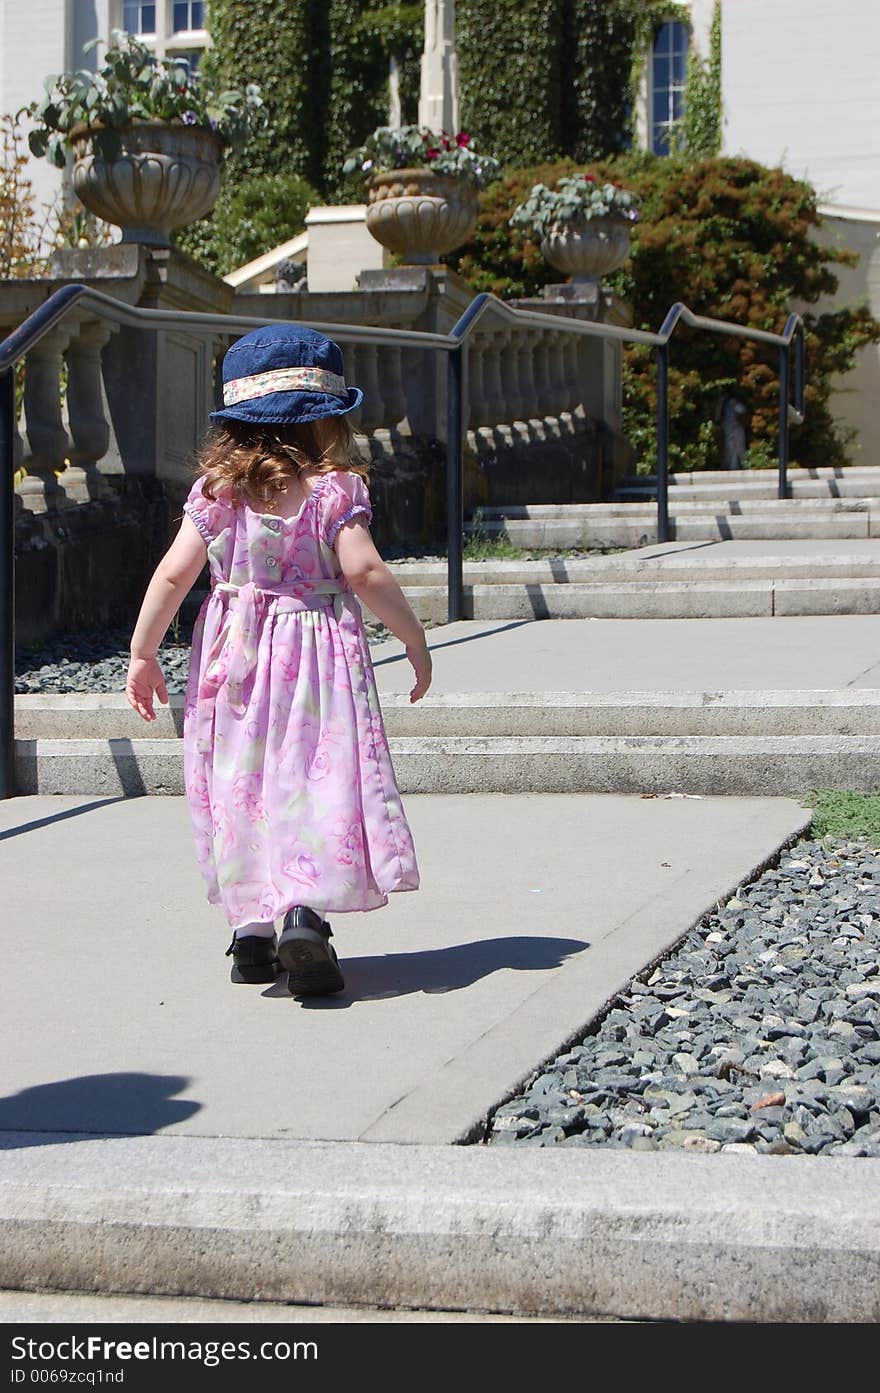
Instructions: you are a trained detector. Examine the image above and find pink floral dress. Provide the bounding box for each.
[181,469,419,929]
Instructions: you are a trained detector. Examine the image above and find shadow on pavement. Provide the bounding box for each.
[0,797,128,842]
[371,620,532,667]
[0,1072,202,1146]
[264,935,590,1009]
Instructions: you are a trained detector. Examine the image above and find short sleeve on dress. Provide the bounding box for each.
[183,475,235,544]
[320,471,372,547]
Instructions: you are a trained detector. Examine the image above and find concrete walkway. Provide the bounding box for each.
[5,603,879,1320]
[0,792,807,1146]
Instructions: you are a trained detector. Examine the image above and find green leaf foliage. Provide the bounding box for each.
[23,29,264,155]
[448,153,880,471]
[456,0,635,170]
[207,1,422,200]
[173,170,318,278]
[207,1,641,198]
[205,0,326,188]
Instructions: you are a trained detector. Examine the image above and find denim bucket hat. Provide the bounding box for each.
[209,323,363,427]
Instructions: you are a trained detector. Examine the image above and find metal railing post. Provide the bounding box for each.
[0,368,15,799]
[446,343,464,623]
[656,343,670,543]
[778,342,791,499]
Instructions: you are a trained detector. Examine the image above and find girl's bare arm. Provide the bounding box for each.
[335,518,432,703]
[126,514,207,721]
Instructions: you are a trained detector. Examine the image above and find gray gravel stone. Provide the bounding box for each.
[488,837,880,1159]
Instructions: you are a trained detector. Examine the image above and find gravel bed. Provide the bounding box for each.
[487,837,880,1157]
[15,616,395,694]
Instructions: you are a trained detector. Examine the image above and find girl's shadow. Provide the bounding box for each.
[263,935,589,1008]
[0,1072,201,1148]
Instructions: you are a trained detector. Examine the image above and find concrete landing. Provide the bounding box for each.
[0,792,808,1147]
[370,615,880,693]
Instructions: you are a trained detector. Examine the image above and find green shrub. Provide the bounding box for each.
[448,153,880,470]
[173,171,317,278]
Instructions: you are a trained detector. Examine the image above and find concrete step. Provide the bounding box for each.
[14,732,880,797]
[389,550,880,586]
[616,479,880,502]
[15,689,880,741]
[477,498,874,518]
[617,466,880,489]
[388,578,880,621]
[470,515,875,546]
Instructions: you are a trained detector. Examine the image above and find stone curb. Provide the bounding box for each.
[14,733,880,796]
[13,689,880,740]
[473,519,877,547]
[391,578,880,622]
[387,554,880,586]
[0,1135,877,1321]
[485,499,877,517]
[620,466,880,487]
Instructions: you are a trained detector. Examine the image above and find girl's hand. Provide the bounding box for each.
[406,641,432,703]
[126,655,169,722]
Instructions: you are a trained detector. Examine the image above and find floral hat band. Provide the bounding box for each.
[222,365,349,407]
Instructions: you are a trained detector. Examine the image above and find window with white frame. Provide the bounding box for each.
[115,1,210,62]
[122,2,157,35]
[172,2,206,33]
[651,19,689,154]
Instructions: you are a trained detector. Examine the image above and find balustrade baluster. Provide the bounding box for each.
[499,329,524,424]
[17,327,73,512]
[343,344,362,431]
[533,330,553,423]
[562,330,583,424]
[481,329,505,427]
[466,335,487,429]
[517,331,541,424]
[547,330,569,419]
[355,344,385,433]
[61,318,118,501]
[380,344,407,431]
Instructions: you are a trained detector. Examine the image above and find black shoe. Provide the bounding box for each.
[225,933,279,984]
[278,907,345,996]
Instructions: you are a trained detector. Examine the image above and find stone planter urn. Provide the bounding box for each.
[69,119,224,246]
[540,217,632,284]
[365,168,480,265]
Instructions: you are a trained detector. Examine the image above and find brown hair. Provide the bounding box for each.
[195,415,368,510]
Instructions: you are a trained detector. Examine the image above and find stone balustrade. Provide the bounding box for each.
[5,256,630,522]
[3,250,631,640]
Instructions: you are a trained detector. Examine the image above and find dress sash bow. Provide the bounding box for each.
[192,578,351,753]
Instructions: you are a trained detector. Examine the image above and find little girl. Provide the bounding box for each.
[125,324,431,998]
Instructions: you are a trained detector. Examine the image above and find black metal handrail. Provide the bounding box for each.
[0,283,806,798]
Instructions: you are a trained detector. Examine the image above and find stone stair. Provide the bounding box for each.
[466,466,880,549]
[615,465,880,503]
[383,545,880,621]
[14,688,880,797]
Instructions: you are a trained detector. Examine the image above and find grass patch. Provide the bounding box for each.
[463,531,530,561]
[804,789,880,841]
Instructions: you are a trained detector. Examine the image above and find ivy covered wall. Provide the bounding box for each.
[205,0,422,198]
[456,0,637,168]
[205,0,661,196]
